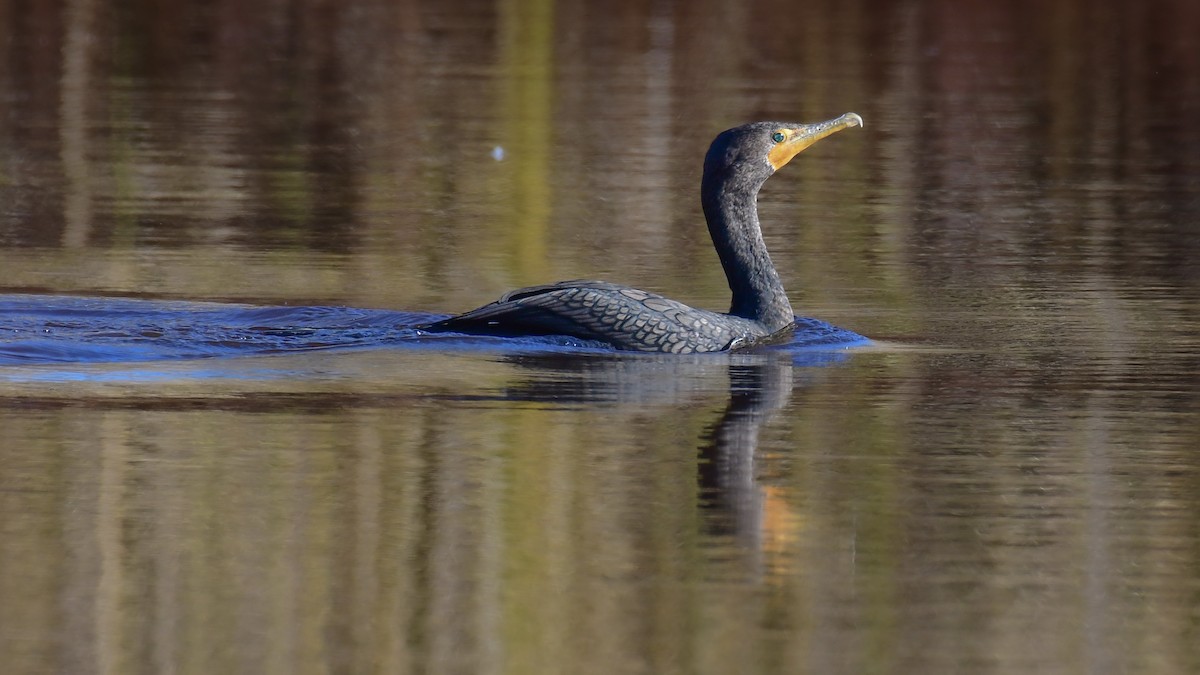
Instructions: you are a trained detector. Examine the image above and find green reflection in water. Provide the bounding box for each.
[498,0,555,286]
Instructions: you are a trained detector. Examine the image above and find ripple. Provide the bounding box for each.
[2,294,867,368]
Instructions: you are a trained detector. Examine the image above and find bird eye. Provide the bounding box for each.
[771,131,786,143]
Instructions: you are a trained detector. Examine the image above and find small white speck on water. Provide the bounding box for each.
[491,146,505,161]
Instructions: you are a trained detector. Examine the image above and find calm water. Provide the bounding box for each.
[2,0,1199,673]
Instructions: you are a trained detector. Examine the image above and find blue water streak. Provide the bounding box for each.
[1,294,868,369]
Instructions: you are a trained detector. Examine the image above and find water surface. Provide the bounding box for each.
[1,0,1198,673]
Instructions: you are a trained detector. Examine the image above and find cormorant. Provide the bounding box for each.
[425,113,863,353]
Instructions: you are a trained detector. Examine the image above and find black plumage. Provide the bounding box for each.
[425,114,863,353]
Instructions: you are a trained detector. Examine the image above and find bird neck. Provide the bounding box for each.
[701,175,794,330]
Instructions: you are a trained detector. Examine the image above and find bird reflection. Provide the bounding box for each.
[497,349,837,563]
[695,361,793,556]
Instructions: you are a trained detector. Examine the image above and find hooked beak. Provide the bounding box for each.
[767,112,863,170]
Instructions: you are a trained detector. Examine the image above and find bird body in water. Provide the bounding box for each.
[425,113,864,353]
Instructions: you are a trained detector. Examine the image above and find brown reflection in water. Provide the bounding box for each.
[0,0,1192,304]
[887,1,1200,291]
[1,0,1199,672]
[1,345,1197,673]
[0,351,813,674]
[59,0,98,249]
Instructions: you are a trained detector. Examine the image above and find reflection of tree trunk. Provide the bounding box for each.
[95,416,127,675]
[60,414,127,675]
[697,361,793,559]
[60,0,97,248]
[498,0,554,285]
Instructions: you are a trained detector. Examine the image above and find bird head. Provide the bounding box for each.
[703,113,863,186]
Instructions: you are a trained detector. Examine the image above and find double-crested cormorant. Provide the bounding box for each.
[426,113,863,353]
